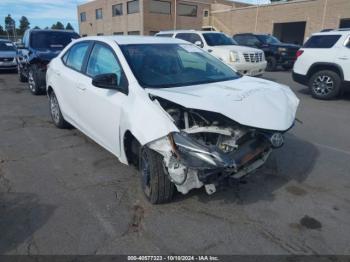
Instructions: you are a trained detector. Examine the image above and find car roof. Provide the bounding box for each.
[312,29,350,36]
[77,35,189,45]
[157,30,223,35]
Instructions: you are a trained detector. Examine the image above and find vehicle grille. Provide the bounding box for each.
[0,57,14,62]
[243,52,263,63]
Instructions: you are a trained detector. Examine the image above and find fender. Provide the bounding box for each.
[307,62,344,81]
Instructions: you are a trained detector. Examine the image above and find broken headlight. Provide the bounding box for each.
[168,132,232,169]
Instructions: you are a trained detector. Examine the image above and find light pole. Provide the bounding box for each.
[254,0,260,33]
[174,0,177,30]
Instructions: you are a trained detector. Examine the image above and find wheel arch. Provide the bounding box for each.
[123,130,141,167]
[307,63,344,81]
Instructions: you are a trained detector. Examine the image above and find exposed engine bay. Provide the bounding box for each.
[148,96,285,195]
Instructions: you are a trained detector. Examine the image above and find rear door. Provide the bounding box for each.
[56,41,92,127]
[337,34,350,81]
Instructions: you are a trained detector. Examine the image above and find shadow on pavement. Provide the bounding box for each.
[174,133,319,205]
[0,193,55,254]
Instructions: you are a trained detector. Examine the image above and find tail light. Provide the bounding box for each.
[296,50,304,59]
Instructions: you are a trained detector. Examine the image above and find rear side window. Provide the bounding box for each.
[303,35,341,48]
[66,42,90,71]
[175,33,202,45]
[156,34,173,38]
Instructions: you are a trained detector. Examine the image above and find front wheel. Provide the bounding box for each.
[18,65,27,82]
[309,70,341,100]
[49,91,70,129]
[266,56,277,71]
[28,66,44,95]
[139,147,175,204]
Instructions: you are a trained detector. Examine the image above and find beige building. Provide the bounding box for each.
[77,0,246,36]
[78,0,350,44]
[212,0,350,45]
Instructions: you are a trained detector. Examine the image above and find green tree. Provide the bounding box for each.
[65,23,74,31]
[0,25,5,35]
[5,14,15,36]
[51,21,64,30]
[33,26,40,29]
[18,16,30,35]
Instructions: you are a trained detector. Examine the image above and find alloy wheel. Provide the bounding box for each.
[28,70,36,92]
[312,75,334,96]
[50,93,60,125]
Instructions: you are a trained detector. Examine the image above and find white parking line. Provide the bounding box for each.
[313,142,350,156]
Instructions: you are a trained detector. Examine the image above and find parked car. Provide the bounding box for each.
[233,33,300,71]
[293,29,350,100]
[156,30,267,77]
[0,39,17,71]
[17,29,80,95]
[46,36,299,204]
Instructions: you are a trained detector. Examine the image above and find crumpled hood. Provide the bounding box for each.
[146,77,299,131]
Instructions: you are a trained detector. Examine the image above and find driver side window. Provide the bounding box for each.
[86,43,123,85]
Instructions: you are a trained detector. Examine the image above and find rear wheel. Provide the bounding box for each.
[49,90,69,129]
[139,147,175,204]
[28,65,44,95]
[309,70,341,100]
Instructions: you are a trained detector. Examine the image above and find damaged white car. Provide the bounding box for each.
[46,36,299,204]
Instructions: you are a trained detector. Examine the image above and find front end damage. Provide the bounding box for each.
[148,97,286,195]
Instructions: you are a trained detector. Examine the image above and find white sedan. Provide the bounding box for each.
[46,36,299,204]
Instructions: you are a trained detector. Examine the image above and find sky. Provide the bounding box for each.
[0,0,270,34]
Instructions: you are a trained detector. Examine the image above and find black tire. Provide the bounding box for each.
[139,147,175,204]
[18,65,27,82]
[266,56,277,72]
[49,90,70,129]
[308,70,341,100]
[28,65,44,95]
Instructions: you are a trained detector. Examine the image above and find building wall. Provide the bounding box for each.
[211,0,350,41]
[78,0,143,36]
[78,0,236,36]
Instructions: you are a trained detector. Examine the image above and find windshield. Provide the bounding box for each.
[203,33,238,46]
[257,35,281,44]
[0,41,16,51]
[30,31,80,50]
[120,44,240,88]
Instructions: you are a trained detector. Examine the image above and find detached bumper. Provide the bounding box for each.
[229,61,267,76]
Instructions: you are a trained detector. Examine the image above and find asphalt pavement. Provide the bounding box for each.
[0,70,350,255]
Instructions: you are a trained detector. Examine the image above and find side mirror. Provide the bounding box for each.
[194,41,203,48]
[92,73,128,94]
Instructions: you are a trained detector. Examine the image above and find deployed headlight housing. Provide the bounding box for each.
[229,51,240,63]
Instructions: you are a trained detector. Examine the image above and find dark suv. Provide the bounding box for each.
[233,33,300,71]
[17,29,80,95]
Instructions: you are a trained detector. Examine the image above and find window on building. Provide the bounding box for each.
[80,12,87,22]
[112,4,123,16]
[150,0,171,15]
[127,0,139,14]
[203,10,209,17]
[178,3,197,17]
[96,8,103,19]
[113,32,124,35]
[303,35,342,48]
[128,31,140,35]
